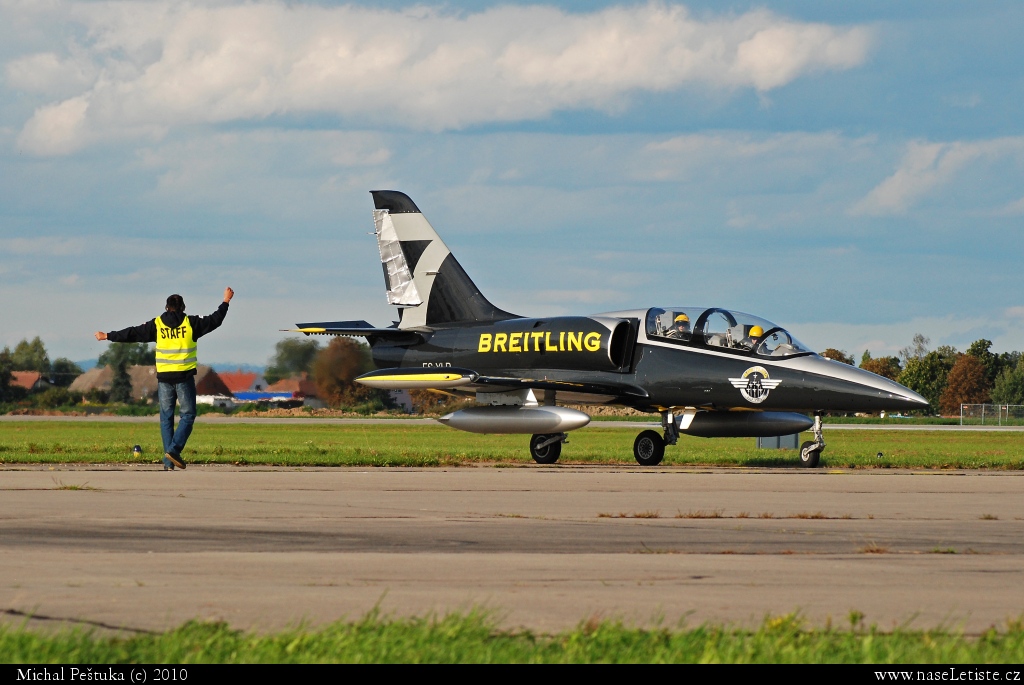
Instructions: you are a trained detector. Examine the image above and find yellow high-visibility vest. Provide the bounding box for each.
[155,315,197,373]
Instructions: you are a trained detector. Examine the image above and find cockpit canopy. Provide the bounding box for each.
[646,307,813,359]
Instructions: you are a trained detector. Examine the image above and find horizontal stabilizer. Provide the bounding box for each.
[356,367,479,389]
[286,321,423,343]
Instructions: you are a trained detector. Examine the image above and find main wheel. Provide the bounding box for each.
[530,434,562,464]
[799,440,821,468]
[633,430,665,466]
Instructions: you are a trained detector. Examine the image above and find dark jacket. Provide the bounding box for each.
[107,303,229,383]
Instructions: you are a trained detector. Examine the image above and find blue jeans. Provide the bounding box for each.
[158,376,196,459]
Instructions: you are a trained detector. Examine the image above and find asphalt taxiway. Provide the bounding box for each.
[2,465,1024,634]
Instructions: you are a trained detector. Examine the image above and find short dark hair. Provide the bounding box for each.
[166,294,185,312]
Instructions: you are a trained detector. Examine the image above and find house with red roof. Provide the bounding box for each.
[11,371,50,392]
[218,369,268,394]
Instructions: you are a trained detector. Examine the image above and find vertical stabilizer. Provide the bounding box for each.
[370,190,518,329]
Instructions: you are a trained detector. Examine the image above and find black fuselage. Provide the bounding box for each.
[369,315,926,413]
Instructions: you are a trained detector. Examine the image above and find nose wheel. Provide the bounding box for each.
[799,413,826,468]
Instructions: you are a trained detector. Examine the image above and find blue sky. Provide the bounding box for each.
[1,1,1022,366]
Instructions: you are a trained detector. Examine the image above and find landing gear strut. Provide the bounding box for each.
[799,413,826,468]
[530,433,567,464]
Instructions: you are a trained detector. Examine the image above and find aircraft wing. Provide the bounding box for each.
[285,320,424,343]
[470,375,649,400]
[356,367,648,400]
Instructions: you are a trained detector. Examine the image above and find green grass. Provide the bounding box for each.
[4,612,1024,663]
[1,421,1023,468]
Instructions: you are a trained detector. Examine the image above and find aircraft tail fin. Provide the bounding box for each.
[371,190,518,329]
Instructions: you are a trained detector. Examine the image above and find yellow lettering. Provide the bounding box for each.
[584,332,601,352]
[509,332,522,352]
[559,331,565,351]
[531,332,543,352]
[568,331,583,352]
[545,332,557,352]
[494,333,507,352]
[478,334,492,353]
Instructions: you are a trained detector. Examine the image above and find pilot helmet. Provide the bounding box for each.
[673,313,690,328]
[749,325,764,338]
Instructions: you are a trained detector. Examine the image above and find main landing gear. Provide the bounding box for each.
[631,410,681,466]
[799,413,826,468]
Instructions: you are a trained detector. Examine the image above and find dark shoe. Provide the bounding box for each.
[162,457,176,471]
[165,452,186,470]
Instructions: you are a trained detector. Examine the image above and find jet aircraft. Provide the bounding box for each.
[288,190,929,467]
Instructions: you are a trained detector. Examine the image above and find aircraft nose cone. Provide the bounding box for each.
[797,356,931,413]
[902,388,930,409]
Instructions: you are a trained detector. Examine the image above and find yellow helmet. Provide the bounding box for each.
[674,313,689,324]
[749,325,764,338]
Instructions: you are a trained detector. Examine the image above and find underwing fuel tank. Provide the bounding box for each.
[682,411,814,438]
[437,406,591,434]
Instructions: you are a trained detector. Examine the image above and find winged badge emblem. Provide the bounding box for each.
[729,366,782,404]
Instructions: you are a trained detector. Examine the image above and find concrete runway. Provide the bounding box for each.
[3,465,1024,635]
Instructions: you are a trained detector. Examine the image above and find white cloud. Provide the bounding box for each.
[10,1,872,155]
[852,137,1024,216]
[994,196,1024,217]
[0,236,86,256]
[5,51,98,96]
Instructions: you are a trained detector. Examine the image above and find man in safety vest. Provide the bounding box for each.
[94,287,234,470]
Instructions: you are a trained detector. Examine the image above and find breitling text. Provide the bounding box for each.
[478,331,601,353]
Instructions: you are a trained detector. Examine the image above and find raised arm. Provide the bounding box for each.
[191,287,234,339]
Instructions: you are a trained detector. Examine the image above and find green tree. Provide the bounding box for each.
[820,348,854,365]
[97,343,155,368]
[109,360,133,404]
[998,351,1021,373]
[33,386,75,409]
[897,346,958,414]
[49,358,83,387]
[11,336,50,373]
[0,347,14,402]
[860,356,902,381]
[265,338,322,384]
[965,339,1001,387]
[991,358,1024,405]
[940,354,991,415]
[898,333,930,366]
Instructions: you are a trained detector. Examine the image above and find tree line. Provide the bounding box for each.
[820,335,1024,415]
[4,333,1023,415]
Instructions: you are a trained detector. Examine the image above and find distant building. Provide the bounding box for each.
[11,371,50,392]
[69,367,112,396]
[265,373,318,399]
[68,365,231,402]
[218,369,268,394]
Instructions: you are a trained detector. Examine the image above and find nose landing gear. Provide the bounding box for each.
[799,413,826,468]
